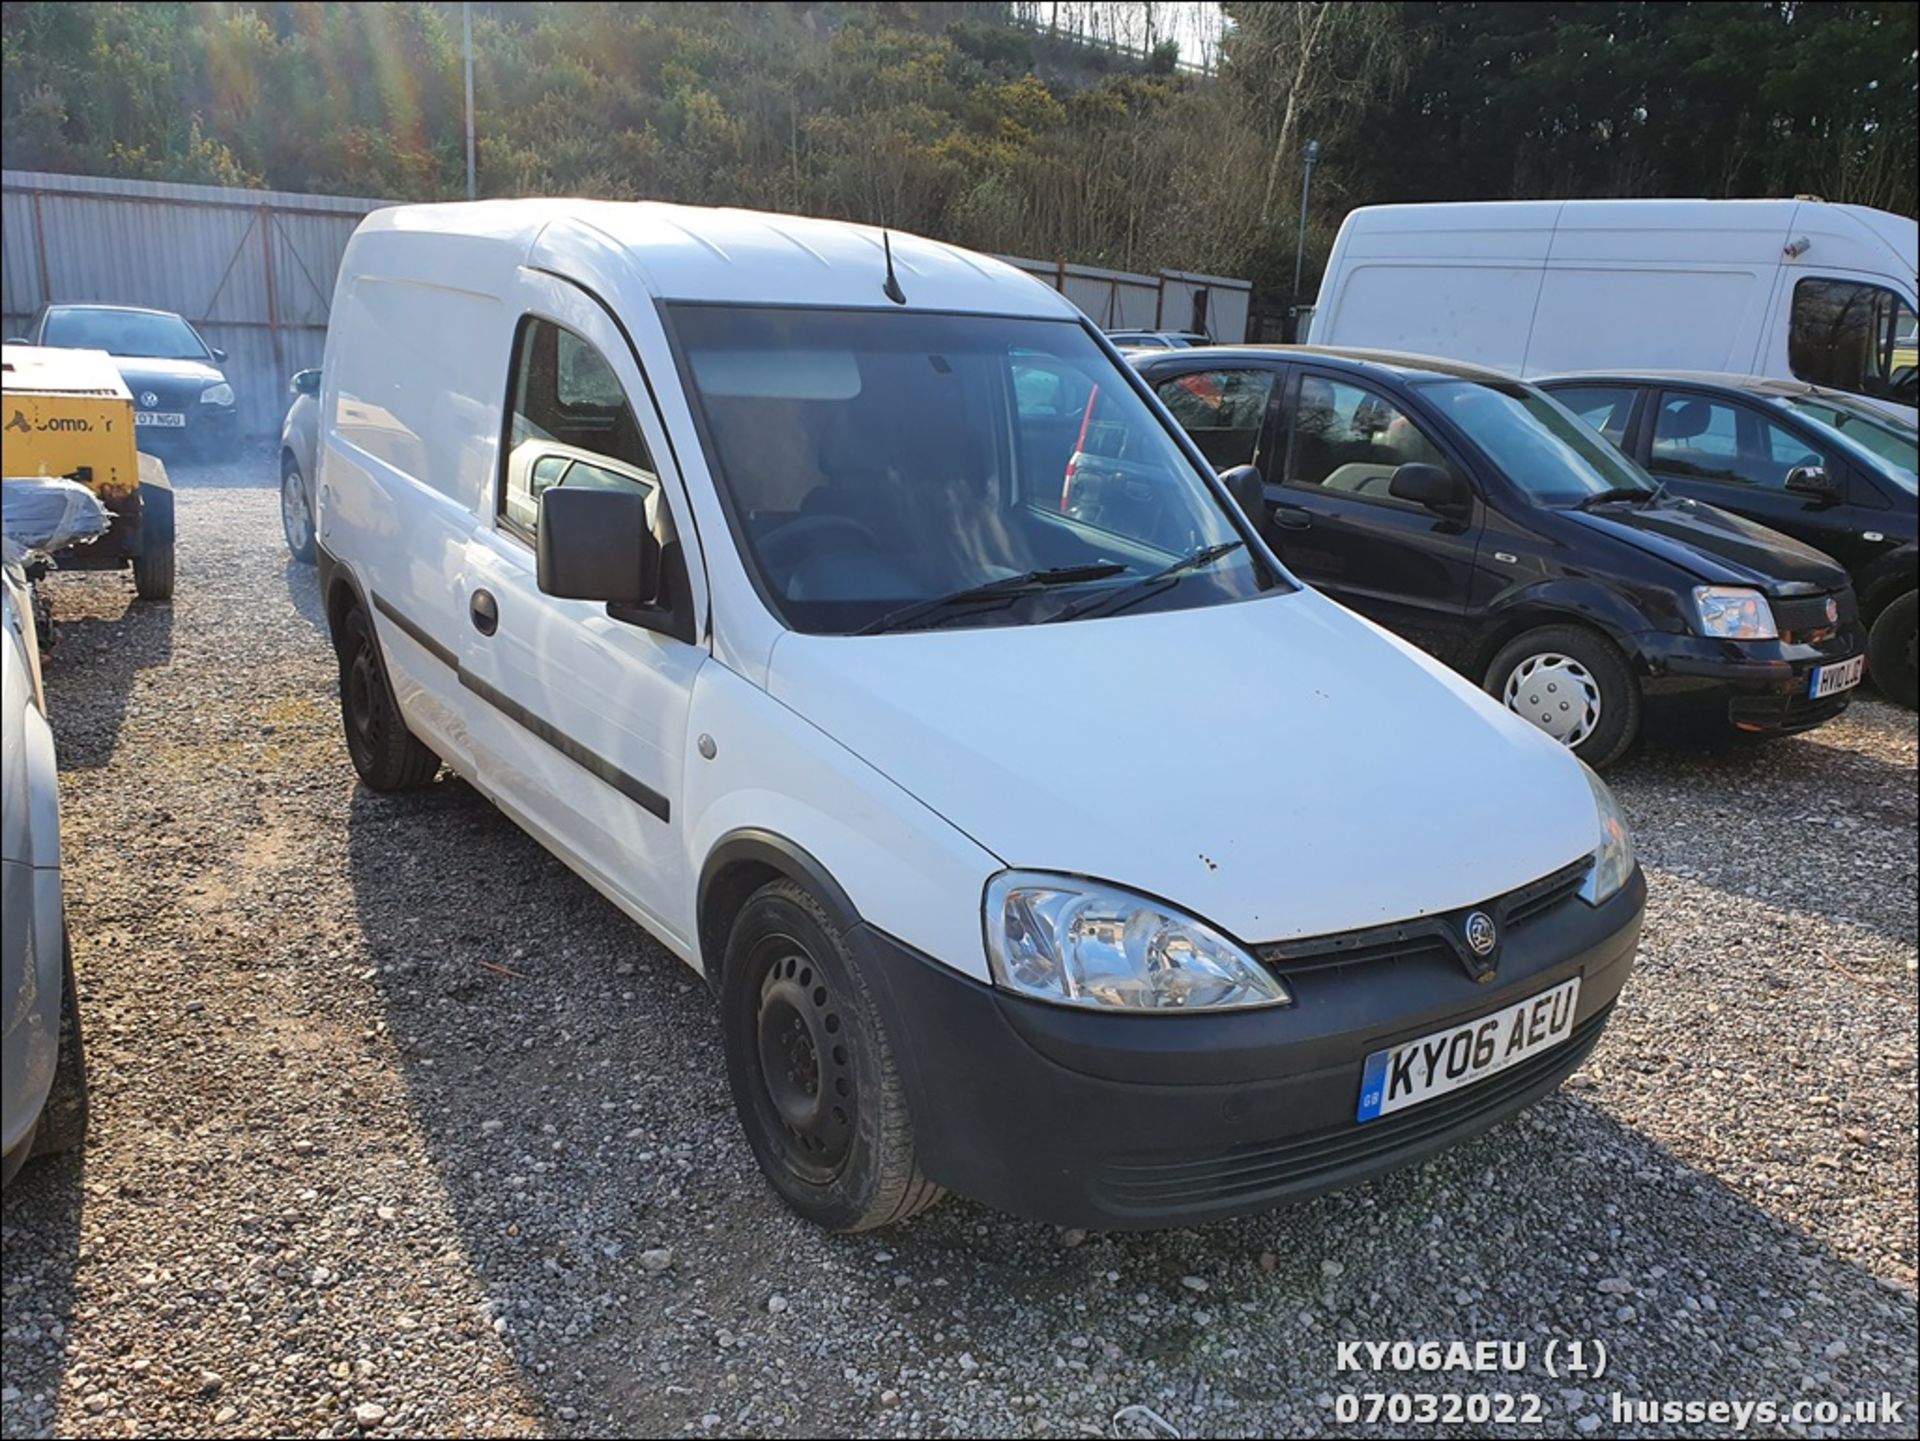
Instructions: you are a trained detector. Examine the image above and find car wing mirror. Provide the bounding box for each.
[210,346,228,363]
[1217,464,1267,526]
[1784,464,1841,505]
[289,367,321,397]
[1389,462,1471,515]
[536,485,693,643]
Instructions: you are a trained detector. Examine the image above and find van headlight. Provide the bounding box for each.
[984,872,1290,1012]
[1577,764,1636,905]
[200,382,234,406]
[1692,585,1776,640]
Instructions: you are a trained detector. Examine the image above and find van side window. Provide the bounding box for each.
[1548,385,1637,448]
[1649,394,1825,491]
[1789,279,1919,409]
[500,317,658,536]
[1282,376,1452,506]
[1155,369,1276,473]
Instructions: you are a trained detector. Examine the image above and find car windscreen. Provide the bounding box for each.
[1776,394,1918,495]
[41,308,207,361]
[669,305,1278,635]
[1417,379,1657,505]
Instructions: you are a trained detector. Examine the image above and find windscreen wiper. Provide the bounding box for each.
[1574,486,1657,510]
[1053,541,1246,624]
[855,563,1126,635]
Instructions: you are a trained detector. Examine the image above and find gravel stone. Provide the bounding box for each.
[0,448,1914,1437]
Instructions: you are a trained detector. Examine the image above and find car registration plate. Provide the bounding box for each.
[134,411,186,428]
[1356,977,1581,1122]
[1808,655,1864,699]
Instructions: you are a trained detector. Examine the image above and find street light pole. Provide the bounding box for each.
[1292,138,1321,309]
[463,1,477,201]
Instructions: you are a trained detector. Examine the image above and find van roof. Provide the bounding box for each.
[354,199,1079,317]
[1133,343,1521,385]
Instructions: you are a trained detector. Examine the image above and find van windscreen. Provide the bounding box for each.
[668,306,1279,635]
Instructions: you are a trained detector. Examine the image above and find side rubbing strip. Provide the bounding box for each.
[367,591,671,824]
[372,592,458,670]
[457,669,671,822]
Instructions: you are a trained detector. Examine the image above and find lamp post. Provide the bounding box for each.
[1292,138,1321,308]
[463,1,477,201]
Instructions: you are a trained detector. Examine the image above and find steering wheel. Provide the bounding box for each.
[757,513,886,585]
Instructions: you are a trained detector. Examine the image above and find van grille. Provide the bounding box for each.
[1253,856,1592,981]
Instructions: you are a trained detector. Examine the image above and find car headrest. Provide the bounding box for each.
[1662,399,1713,441]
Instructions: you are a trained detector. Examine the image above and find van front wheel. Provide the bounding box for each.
[1485,625,1640,768]
[721,879,943,1232]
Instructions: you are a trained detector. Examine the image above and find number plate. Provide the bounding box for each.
[1356,977,1581,1122]
[1808,655,1864,699]
[134,411,186,428]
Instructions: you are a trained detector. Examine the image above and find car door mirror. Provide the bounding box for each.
[1784,464,1841,505]
[289,367,321,397]
[210,346,228,363]
[1218,464,1267,526]
[537,487,661,606]
[1388,462,1471,515]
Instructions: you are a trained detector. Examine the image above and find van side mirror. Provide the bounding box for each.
[210,346,228,363]
[290,367,321,397]
[537,487,661,606]
[1389,462,1471,515]
[1784,464,1841,505]
[1218,464,1267,525]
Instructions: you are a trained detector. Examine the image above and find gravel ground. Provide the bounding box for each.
[3,447,1915,1439]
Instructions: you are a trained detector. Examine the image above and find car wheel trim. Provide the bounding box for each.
[1502,652,1602,747]
[281,467,311,552]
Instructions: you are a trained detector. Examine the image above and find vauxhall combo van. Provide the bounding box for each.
[315,200,1645,1231]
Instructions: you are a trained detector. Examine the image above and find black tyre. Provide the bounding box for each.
[131,481,175,601]
[1485,624,1641,768]
[281,456,316,563]
[720,879,943,1232]
[336,604,439,790]
[29,928,88,1158]
[1867,589,1918,710]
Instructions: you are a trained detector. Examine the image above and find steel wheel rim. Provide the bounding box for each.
[282,468,311,551]
[1503,652,1602,747]
[753,944,854,1180]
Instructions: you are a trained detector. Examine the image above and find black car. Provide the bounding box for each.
[18,304,237,458]
[1122,346,1866,766]
[1536,372,1918,709]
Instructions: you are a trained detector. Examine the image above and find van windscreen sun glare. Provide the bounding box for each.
[668,306,1279,635]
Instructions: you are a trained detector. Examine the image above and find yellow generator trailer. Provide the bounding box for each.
[1,343,174,600]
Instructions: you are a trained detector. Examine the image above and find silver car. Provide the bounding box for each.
[279,367,321,563]
[1,482,96,1185]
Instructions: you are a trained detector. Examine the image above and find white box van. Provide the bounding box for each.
[1308,199,1918,421]
[316,199,1644,1231]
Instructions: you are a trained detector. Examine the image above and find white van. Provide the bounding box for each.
[316,199,1644,1231]
[1308,199,1918,421]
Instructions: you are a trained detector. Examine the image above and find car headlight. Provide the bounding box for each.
[1577,763,1636,905]
[199,382,234,406]
[1692,585,1776,640]
[984,872,1290,1012]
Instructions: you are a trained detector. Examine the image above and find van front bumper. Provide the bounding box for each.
[858,868,1644,1230]
[1633,625,1866,734]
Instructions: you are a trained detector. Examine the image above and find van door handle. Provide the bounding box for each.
[470,589,499,636]
[1271,506,1313,531]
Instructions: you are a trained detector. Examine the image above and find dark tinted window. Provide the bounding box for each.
[500,317,657,535]
[1650,394,1825,491]
[1789,279,1918,407]
[1548,385,1638,447]
[41,307,207,361]
[1154,368,1275,471]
